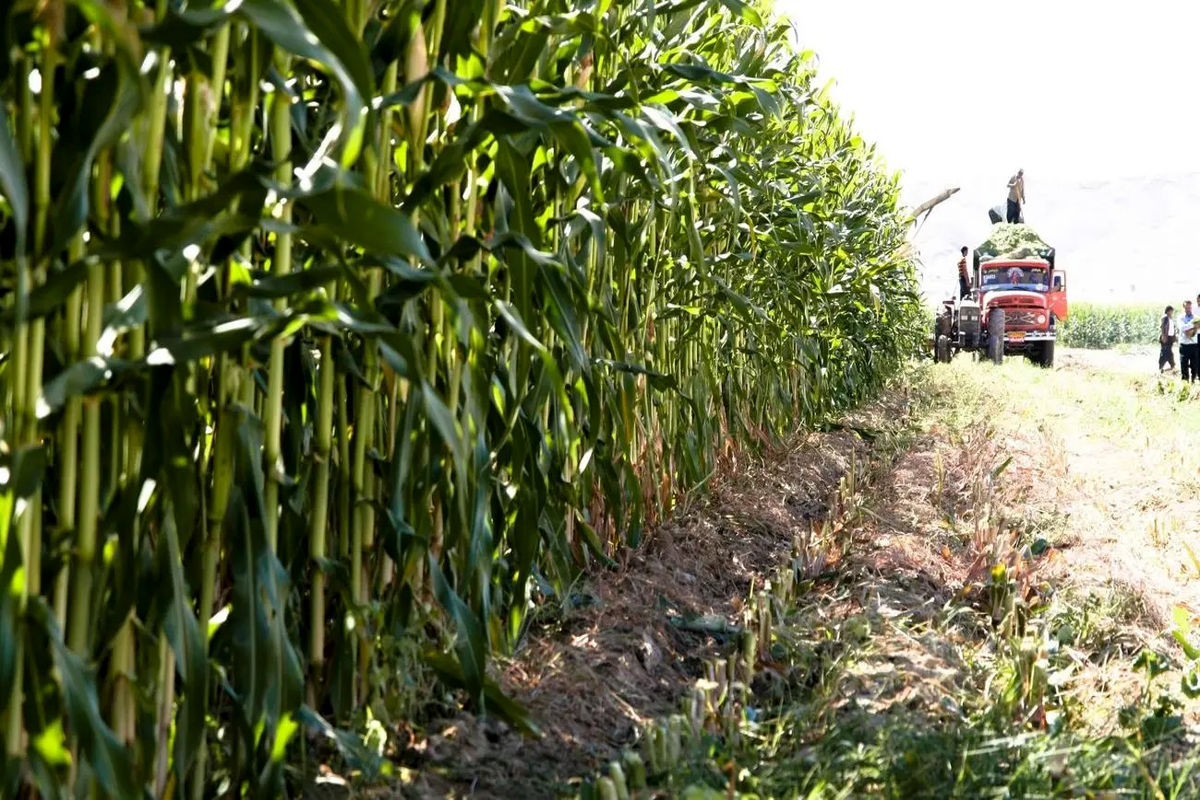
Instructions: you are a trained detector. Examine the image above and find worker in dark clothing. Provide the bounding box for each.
[957,246,971,298]
[1160,305,1177,372]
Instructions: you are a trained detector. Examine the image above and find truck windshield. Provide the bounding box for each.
[980,265,1049,292]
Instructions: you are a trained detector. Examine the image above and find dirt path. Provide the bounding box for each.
[1057,343,1161,376]
[1012,347,1200,625]
[386,350,1200,798]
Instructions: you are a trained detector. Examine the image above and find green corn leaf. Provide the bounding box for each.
[493,300,546,351]
[593,359,677,392]
[291,0,375,102]
[439,1,489,60]
[714,0,763,25]
[0,523,20,702]
[428,556,488,710]
[295,705,386,776]
[148,316,275,365]
[100,286,148,349]
[0,104,28,263]
[422,650,542,738]
[237,266,343,299]
[162,503,207,781]
[421,381,466,466]
[300,182,432,264]
[30,719,71,774]
[3,445,47,501]
[494,140,538,322]
[576,517,618,569]
[37,357,138,415]
[238,0,367,168]
[27,601,138,799]
[49,61,141,257]
[372,4,421,66]
[140,5,230,48]
[493,21,551,84]
[70,0,148,78]
[1173,607,1200,661]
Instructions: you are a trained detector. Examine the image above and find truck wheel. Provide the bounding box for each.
[987,308,1005,365]
[1039,340,1055,368]
[936,335,951,363]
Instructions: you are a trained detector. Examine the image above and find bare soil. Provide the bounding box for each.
[387,397,907,798]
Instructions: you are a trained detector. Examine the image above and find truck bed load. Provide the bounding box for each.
[975,223,1055,266]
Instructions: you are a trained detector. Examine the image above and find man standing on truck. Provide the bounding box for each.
[1007,169,1025,223]
[1179,300,1199,381]
[957,246,971,297]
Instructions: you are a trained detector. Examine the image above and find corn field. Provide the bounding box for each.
[0,0,922,795]
[1058,303,1160,349]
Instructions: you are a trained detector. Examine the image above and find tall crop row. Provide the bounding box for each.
[1059,303,1160,349]
[0,0,922,794]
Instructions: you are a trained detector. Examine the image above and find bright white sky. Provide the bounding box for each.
[773,0,1200,304]
[775,0,1200,185]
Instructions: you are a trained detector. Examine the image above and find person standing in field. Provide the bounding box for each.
[1179,300,1199,381]
[957,246,971,297]
[1160,305,1177,372]
[1007,169,1025,224]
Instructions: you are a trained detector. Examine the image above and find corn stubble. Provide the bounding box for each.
[0,0,922,794]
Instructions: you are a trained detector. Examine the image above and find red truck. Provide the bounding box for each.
[933,229,1068,367]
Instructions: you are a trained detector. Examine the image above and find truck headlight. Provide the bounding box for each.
[1036,314,1046,324]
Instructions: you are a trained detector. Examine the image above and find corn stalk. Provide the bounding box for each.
[0,0,924,794]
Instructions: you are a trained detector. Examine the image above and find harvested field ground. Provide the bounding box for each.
[389,405,893,798]
[372,348,1200,798]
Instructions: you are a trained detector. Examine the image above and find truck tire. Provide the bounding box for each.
[1039,340,1055,368]
[987,308,1005,365]
[936,335,951,364]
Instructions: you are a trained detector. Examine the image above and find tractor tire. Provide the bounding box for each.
[936,335,951,364]
[987,308,1005,365]
[933,315,952,362]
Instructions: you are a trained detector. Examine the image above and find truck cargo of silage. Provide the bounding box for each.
[976,223,1052,260]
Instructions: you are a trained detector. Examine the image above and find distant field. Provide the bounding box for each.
[1058,302,1161,349]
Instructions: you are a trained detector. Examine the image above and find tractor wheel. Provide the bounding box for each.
[987,308,1005,365]
[936,335,951,364]
[933,316,952,362]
